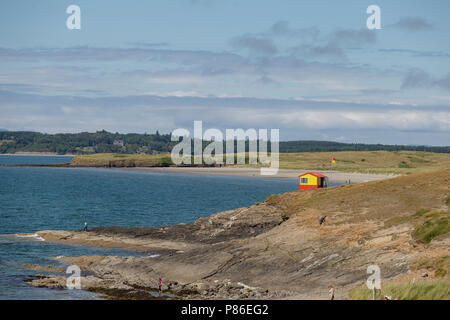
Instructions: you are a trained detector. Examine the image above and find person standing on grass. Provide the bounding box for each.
[158,278,162,291]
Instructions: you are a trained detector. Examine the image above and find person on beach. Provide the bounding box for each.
[83,221,88,232]
[158,278,162,291]
[328,285,335,300]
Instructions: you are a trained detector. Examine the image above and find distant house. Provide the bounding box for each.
[298,172,328,190]
[113,139,124,147]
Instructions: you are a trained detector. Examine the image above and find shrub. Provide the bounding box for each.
[435,268,447,278]
[398,161,413,168]
[160,157,173,166]
[265,194,277,204]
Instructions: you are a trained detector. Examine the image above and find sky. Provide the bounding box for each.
[0,0,450,145]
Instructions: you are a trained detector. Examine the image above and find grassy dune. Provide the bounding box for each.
[260,150,450,174]
[70,150,450,174]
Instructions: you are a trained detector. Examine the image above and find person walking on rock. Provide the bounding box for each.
[319,216,327,227]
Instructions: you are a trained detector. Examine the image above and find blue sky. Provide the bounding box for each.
[1,0,449,145]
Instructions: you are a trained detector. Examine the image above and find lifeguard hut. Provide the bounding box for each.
[298,172,328,190]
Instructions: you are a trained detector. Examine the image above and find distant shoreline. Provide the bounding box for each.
[0,160,397,184]
[0,152,75,156]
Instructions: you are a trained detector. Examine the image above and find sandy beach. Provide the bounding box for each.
[120,167,398,184]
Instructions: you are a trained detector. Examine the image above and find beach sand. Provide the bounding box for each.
[120,167,398,184]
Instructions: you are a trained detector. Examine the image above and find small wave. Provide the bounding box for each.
[15,233,45,242]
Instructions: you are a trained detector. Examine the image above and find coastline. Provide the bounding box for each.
[31,202,337,300]
[0,158,399,184]
[0,152,75,156]
[23,168,450,300]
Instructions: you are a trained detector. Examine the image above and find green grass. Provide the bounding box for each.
[398,161,414,169]
[349,280,450,300]
[71,153,222,167]
[413,210,450,244]
[236,151,450,175]
[70,151,450,174]
[70,153,174,167]
[412,256,450,278]
[265,194,277,205]
[383,209,450,244]
[415,208,432,216]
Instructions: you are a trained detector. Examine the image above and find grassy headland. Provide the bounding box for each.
[69,150,450,175]
[282,150,450,174]
[70,153,173,167]
[235,150,450,175]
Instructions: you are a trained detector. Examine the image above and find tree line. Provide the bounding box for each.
[0,131,449,154]
[0,131,176,155]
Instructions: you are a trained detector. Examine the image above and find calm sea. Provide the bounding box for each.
[0,155,298,299]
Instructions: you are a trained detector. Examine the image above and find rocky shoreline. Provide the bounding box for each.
[21,169,450,300]
[29,204,295,299]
